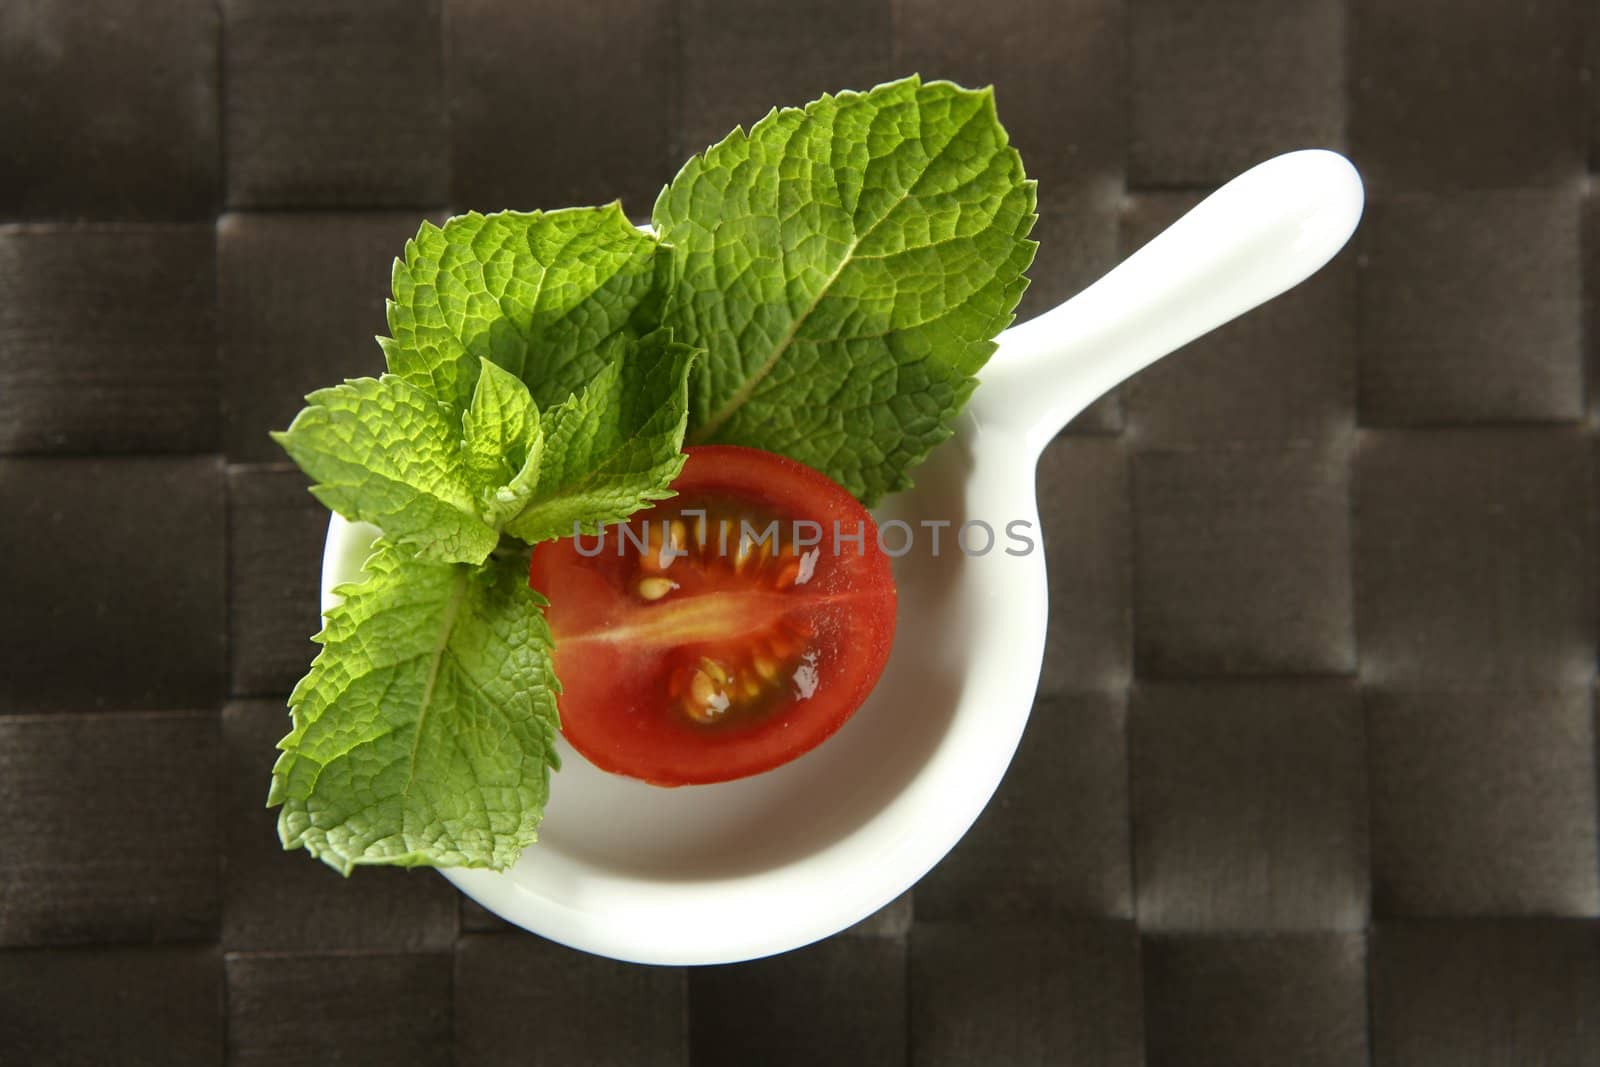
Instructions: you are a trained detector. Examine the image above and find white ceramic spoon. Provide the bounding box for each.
[321,149,1364,965]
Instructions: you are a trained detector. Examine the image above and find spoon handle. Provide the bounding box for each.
[971,149,1364,453]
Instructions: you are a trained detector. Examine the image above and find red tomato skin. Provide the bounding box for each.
[530,445,898,786]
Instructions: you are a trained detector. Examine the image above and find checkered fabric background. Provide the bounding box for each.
[3,1,1599,1064]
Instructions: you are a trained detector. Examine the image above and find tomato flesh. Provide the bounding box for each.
[529,445,898,786]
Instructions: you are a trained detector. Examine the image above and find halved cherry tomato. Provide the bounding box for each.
[529,445,898,786]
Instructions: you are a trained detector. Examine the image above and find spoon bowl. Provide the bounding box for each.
[321,149,1364,964]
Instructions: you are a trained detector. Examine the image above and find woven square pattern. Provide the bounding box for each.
[3,1,1598,1063]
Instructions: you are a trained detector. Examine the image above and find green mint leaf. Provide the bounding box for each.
[462,357,544,525]
[502,328,696,544]
[385,204,667,415]
[652,75,1038,504]
[269,542,560,875]
[272,375,499,565]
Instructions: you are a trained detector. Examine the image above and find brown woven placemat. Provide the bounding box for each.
[3,1,1598,1063]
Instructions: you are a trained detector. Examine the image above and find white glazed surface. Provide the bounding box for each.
[319,150,1365,964]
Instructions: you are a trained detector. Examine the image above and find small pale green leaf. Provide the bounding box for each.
[502,329,695,545]
[462,357,544,524]
[652,75,1038,504]
[385,204,667,414]
[270,542,561,874]
[272,375,498,565]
